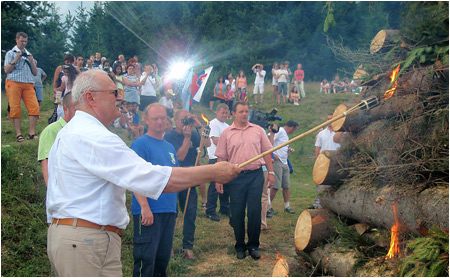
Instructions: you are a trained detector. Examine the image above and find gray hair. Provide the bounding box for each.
[71,69,107,106]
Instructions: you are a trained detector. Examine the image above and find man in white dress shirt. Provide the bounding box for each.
[46,69,240,276]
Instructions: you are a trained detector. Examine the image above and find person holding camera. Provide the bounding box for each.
[251,63,266,105]
[164,110,211,260]
[4,32,39,142]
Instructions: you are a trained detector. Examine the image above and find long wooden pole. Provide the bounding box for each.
[239,98,377,168]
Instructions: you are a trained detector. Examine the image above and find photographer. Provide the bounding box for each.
[251,63,266,105]
[164,110,211,260]
[4,32,39,142]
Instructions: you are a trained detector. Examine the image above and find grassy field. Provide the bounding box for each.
[1,82,359,276]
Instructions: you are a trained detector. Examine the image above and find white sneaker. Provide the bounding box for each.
[294,102,299,105]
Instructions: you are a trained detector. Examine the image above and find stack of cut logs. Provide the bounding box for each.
[281,30,449,277]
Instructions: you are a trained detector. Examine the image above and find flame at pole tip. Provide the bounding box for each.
[382,64,401,101]
[201,113,210,125]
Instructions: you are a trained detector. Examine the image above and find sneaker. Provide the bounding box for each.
[294,102,299,106]
[268,207,277,215]
[266,210,273,218]
[284,207,295,214]
[236,250,246,259]
[206,214,220,222]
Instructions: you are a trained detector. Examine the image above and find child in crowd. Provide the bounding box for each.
[320,79,331,94]
[224,84,235,114]
[127,102,145,138]
[289,86,300,106]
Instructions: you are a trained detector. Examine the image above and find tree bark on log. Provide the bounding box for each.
[294,209,337,251]
[331,94,418,132]
[313,150,348,186]
[310,243,393,277]
[370,29,400,54]
[320,184,449,235]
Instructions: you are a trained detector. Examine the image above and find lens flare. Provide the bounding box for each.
[167,61,192,80]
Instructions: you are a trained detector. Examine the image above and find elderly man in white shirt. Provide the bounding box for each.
[46,69,240,277]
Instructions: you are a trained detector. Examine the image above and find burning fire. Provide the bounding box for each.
[386,202,401,259]
[200,113,210,125]
[382,64,401,101]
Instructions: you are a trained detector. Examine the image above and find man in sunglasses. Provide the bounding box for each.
[46,69,240,276]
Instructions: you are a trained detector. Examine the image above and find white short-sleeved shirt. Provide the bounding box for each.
[46,111,172,229]
[315,127,341,152]
[207,118,230,159]
[273,127,289,164]
[254,69,266,85]
[276,69,289,83]
[140,72,157,96]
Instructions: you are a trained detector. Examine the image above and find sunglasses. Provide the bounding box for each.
[91,90,119,97]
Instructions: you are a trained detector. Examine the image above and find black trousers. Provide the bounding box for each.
[225,167,264,252]
[132,213,176,277]
[206,158,230,216]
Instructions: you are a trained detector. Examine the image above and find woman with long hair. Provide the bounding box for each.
[122,65,144,105]
[111,64,125,98]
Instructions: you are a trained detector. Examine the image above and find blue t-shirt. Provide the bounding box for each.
[130,134,178,215]
[164,129,200,167]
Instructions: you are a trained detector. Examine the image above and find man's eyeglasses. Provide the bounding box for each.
[90,90,119,97]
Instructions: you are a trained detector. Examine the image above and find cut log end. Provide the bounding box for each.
[331,104,348,132]
[370,29,400,54]
[294,209,336,252]
[313,151,331,185]
[272,257,289,277]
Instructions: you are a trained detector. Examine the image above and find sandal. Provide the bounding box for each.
[202,202,207,209]
[16,134,25,142]
[27,134,39,140]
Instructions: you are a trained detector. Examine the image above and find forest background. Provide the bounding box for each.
[2,1,405,101]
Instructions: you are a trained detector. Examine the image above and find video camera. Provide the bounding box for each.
[248,108,282,132]
[181,116,195,126]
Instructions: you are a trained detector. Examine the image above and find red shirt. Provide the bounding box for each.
[294,69,304,82]
[215,122,273,170]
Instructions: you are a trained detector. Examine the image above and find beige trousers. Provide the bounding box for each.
[261,170,269,228]
[47,223,122,276]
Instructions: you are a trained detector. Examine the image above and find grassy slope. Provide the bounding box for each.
[1,82,358,276]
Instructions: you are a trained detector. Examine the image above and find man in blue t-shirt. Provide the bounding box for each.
[164,109,210,260]
[130,103,178,277]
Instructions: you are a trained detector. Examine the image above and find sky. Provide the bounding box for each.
[53,1,96,17]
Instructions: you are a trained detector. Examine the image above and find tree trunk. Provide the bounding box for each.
[320,184,449,235]
[370,29,400,54]
[313,150,348,186]
[294,209,337,252]
[331,103,371,132]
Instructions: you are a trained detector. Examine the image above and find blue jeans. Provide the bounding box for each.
[178,188,197,249]
[132,213,176,277]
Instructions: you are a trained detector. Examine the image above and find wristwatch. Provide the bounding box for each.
[10,62,16,66]
[268,171,275,175]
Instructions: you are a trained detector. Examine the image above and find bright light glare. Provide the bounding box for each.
[167,61,191,80]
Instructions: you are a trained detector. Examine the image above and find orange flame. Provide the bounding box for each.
[386,202,401,259]
[382,64,401,101]
[200,113,210,125]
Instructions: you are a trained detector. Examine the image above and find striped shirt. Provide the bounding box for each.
[4,46,35,84]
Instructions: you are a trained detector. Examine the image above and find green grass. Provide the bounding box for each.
[1,81,359,276]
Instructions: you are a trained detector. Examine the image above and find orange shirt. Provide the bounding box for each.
[236,77,247,88]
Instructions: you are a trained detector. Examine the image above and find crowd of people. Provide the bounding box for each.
[5,31,345,277]
[320,75,362,94]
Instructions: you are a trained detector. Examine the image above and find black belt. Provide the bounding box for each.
[241,167,261,174]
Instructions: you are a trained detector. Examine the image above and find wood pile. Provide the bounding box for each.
[295,29,449,276]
